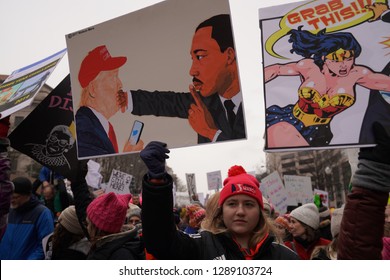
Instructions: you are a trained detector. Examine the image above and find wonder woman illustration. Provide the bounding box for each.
[264,27,390,148]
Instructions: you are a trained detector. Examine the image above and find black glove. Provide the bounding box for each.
[359,120,390,164]
[140,141,170,179]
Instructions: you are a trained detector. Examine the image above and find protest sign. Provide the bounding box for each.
[185,173,197,202]
[65,0,247,159]
[8,75,77,178]
[207,170,222,191]
[259,0,390,151]
[106,169,133,194]
[0,49,66,118]
[284,175,313,206]
[261,171,289,214]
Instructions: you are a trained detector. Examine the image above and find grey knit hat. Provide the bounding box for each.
[126,203,141,220]
[127,207,141,219]
[290,203,320,230]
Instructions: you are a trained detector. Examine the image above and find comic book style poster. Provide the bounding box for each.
[0,48,66,119]
[359,60,390,143]
[259,0,390,152]
[8,75,78,178]
[65,0,247,160]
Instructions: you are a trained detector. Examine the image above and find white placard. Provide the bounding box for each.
[106,169,133,194]
[284,175,313,206]
[185,173,197,201]
[206,170,222,191]
[261,171,289,214]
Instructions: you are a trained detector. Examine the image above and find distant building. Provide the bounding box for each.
[266,149,356,207]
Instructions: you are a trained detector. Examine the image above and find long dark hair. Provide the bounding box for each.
[288,27,361,69]
[51,223,84,259]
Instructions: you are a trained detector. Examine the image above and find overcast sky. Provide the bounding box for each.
[0,0,300,196]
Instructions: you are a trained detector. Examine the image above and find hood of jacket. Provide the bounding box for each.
[88,226,144,260]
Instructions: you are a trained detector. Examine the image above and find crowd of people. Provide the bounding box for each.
[0,115,389,259]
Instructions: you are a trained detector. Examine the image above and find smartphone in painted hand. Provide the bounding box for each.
[129,120,144,145]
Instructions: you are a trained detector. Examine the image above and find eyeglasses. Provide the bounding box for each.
[48,135,69,147]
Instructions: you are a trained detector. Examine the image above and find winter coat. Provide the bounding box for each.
[284,237,331,260]
[338,159,390,259]
[382,237,390,260]
[87,227,145,260]
[68,172,96,239]
[38,166,64,183]
[142,175,298,260]
[0,196,54,259]
[43,233,90,260]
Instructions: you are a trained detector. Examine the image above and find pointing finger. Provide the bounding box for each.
[189,85,202,108]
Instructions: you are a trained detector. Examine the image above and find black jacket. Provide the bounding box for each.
[70,167,145,260]
[142,175,298,260]
[87,227,145,260]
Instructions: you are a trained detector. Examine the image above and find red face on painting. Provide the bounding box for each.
[189,26,231,97]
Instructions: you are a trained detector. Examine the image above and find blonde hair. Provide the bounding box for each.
[200,192,220,230]
[79,87,91,107]
[201,192,275,249]
[310,236,339,260]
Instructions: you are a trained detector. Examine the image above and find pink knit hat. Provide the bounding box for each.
[219,165,263,209]
[87,192,132,233]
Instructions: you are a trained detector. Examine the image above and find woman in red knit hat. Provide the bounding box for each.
[140,141,298,260]
[183,204,206,234]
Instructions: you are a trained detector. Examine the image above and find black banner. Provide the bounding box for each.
[8,75,78,178]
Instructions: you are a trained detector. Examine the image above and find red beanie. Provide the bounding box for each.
[78,45,127,88]
[218,165,263,209]
[186,204,206,228]
[87,192,131,233]
[275,215,291,230]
